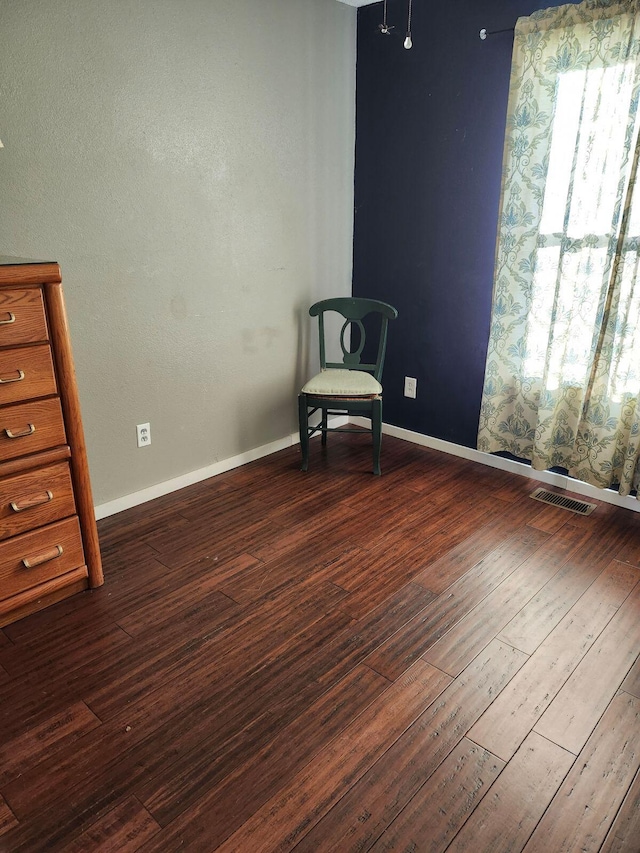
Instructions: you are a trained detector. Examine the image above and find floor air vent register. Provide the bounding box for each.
[529,487,597,516]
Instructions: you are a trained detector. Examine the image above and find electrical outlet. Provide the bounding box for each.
[404,376,417,399]
[136,422,151,448]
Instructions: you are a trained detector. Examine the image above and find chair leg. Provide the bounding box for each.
[321,409,328,446]
[298,394,310,472]
[372,398,382,475]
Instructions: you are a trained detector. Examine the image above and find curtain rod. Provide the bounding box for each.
[479,27,514,40]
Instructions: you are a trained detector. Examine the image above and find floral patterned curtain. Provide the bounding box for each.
[477,0,640,498]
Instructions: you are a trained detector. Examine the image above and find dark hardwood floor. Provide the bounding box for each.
[1,434,640,852]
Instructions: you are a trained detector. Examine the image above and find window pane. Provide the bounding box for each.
[539,71,583,234]
[524,246,606,389]
[523,246,560,379]
[626,159,640,237]
[568,63,636,238]
[609,250,640,401]
[545,246,605,390]
[540,64,637,238]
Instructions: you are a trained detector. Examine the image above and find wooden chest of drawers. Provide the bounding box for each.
[0,258,102,626]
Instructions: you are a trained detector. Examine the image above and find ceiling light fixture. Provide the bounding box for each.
[378,0,393,35]
[404,0,413,49]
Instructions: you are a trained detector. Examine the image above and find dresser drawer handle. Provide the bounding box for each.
[0,312,16,325]
[4,423,36,439]
[0,369,25,385]
[22,544,63,569]
[10,490,54,513]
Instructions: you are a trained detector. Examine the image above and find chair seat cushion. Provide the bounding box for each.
[302,369,382,397]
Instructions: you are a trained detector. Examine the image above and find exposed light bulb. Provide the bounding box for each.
[404,0,413,49]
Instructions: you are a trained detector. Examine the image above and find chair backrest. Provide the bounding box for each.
[309,297,398,382]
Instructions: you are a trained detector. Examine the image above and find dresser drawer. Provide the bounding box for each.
[0,462,76,541]
[0,398,66,462]
[0,345,57,405]
[0,516,84,599]
[0,289,48,347]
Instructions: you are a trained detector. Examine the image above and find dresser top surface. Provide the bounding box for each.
[0,259,62,286]
[0,256,56,266]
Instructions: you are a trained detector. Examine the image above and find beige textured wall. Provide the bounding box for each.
[0,0,356,505]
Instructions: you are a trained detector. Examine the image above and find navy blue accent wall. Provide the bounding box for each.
[352,0,576,448]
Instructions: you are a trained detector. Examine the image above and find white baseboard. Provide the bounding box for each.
[350,417,640,514]
[96,415,639,520]
[94,433,297,520]
[94,416,349,520]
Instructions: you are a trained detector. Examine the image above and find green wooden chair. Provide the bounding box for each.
[298,297,398,475]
